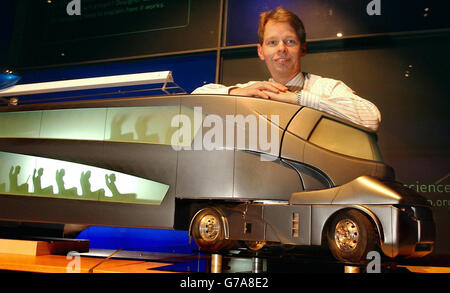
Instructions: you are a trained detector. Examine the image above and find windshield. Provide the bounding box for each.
[309,118,383,162]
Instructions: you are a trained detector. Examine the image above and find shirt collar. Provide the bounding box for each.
[269,72,305,93]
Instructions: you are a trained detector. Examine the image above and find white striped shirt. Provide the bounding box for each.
[192,72,381,131]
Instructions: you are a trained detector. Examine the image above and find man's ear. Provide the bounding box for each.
[300,42,307,57]
[257,44,265,61]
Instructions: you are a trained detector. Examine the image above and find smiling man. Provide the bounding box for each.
[192,7,381,131]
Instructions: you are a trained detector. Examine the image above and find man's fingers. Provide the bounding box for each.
[263,90,277,100]
[229,82,288,98]
[253,84,280,94]
[263,90,297,104]
[253,82,287,93]
[250,89,269,99]
[269,81,289,92]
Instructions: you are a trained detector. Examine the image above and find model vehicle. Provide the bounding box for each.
[0,73,435,263]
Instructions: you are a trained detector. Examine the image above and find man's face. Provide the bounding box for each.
[257,20,306,83]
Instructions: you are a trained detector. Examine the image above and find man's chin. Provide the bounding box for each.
[271,68,297,78]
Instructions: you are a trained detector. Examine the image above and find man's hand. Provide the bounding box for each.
[229,81,288,99]
[263,90,298,104]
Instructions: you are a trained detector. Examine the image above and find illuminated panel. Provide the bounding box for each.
[41,108,107,140]
[0,111,42,138]
[105,106,180,145]
[0,105,202,147]
[0,151,169,205]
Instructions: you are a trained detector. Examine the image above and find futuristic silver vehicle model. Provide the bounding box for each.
[0,80,435,263]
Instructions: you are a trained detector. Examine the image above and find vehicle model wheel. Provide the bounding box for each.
[190,207,234,252]
[327,209,377,263]
[245,240,266,251]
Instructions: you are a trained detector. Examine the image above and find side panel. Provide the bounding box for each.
[175,95,302,200]
[303,143,378,186]
[285,107,321,140]
[231,97,302,200]
[223,204,265,242]
[0,97,183,228]
[176,95,236,198]
[263,205,311,245]
[176,148,235,198]
[235,97,300,157]
[0,143,178,228]
[0,194,175,228]
[233,151,302,200]
[280,131,305,164]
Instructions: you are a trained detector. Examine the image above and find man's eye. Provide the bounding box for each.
[285,39,298,46]
[266,40,278,46]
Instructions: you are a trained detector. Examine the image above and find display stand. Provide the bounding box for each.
[210,253,222,273]
[252,257,264,273]
[0,238,89,256]
[344,265,361,273]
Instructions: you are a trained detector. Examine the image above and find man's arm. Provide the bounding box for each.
[192,78,381,131]
[265,79,381,131]
[191,81,287,98]
[191,83,234,95]
[299,81,381,131]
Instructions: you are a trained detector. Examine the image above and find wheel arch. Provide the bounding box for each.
[320,205,384,247]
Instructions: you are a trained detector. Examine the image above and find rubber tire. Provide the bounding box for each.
[191,207,234,252]
[327,209,378,264]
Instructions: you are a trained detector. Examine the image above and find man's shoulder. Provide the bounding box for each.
[305,72,346,88]
[305,72,340,83]
[304,72,354,93]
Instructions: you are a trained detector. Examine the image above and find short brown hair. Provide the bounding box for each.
[257,7,306,45]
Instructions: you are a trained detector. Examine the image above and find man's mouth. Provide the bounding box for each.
[275,58,290,64]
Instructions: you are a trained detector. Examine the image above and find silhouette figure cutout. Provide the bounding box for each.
[110,114,134,141]
[105,173,136,201]
[8,166,29,194]
[32,168,54,196]
[80,170,104,199]
[135,115,160,143]
[56,169,78,197]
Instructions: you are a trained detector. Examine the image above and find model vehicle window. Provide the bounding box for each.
[308,118,383,162]
[0,106,189,146]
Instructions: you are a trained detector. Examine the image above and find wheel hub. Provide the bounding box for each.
[334,219,359,252]
[199,214,220,241]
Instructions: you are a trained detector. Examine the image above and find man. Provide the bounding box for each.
[192,7,381,131]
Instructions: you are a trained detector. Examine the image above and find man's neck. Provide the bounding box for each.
[271,71,302,85]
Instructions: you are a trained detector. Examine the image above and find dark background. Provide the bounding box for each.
[8,0,219,67]
[1,0,449,260]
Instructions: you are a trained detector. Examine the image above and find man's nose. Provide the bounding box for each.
[277,41,287,52]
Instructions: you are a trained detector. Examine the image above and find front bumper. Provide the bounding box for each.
[381,206,435,258]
